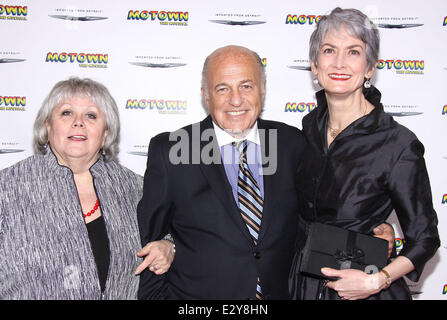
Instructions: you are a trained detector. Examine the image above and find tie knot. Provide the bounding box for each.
[235,139,248,154]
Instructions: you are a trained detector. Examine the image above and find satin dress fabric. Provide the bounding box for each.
[289,86,440,300]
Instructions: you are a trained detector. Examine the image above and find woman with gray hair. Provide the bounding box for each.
[0,77,174,299]
[290,7,439,299]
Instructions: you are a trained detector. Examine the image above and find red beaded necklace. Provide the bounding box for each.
[83,199,99,219]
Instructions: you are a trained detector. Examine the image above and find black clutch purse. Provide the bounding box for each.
[299,222,388,280]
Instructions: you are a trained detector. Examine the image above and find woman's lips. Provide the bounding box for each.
[68,135,87,141]
[328,73,351,80]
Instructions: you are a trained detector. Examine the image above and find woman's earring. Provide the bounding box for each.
[364,79,371,89]
[313,78,320,86]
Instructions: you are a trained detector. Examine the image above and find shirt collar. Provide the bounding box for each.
[44,145,106,178]
[212,121,260,148]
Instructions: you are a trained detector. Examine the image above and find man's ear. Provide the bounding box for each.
[262,80,266,100]
[201,88,210,109]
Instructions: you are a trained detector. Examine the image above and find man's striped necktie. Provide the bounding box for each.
[236,139,263,300]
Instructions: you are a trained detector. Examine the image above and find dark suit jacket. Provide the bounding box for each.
[137,115,307,299]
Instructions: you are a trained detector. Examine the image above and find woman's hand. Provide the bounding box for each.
[321,267,388,300]
[135,240,175,275]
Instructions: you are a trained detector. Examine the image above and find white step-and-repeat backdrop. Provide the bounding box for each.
[1,0,446,299]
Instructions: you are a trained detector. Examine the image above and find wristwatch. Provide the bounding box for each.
[380,269,392,288]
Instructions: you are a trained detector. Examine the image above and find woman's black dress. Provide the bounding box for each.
[289,86,440,300]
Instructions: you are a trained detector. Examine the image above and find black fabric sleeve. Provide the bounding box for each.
[388,138,440,281]
[137,133,173,299]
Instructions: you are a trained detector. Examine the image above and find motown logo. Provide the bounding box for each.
[285,102,317,113]
[377,59,424,75]
[442,194,447,204]
[127,10,188,26]
[443,105,447,115]
[285,14,321,25]
[0,4,27,20]
[126,99,187,114]
[395,238,405,254]
[0,96,26,111]
[45,52,108,68]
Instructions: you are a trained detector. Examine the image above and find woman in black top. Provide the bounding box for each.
[289,7,440,300]
[0,77,174,299]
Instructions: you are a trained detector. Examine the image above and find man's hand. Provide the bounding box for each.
[373,223,395,258]
[135,240,175,275]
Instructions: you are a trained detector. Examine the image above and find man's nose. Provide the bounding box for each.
[229,89,243,107]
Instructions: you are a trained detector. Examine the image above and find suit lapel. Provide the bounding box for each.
[198,116,254,243]
[257,119,276,244]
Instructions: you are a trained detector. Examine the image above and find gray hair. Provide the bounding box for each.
[33,77,120,162]
[309,7,380,71]
[201,45,266,96]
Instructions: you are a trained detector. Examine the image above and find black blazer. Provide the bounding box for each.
[137,115,307,299]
